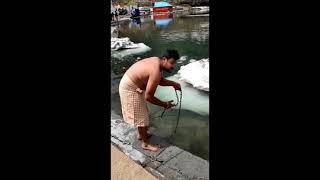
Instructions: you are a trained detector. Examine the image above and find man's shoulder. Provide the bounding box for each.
[144,56,160,61]
[154,57,161,60]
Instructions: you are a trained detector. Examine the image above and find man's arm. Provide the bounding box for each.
[144,72,167,108]
[159,77,181,91]
[159,77,176,86]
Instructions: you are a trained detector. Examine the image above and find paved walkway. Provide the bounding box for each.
[111,111,209,180]
[111,145,156,180]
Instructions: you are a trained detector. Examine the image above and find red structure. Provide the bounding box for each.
[153,6,173,12]
[152,1,173,13]
[151,13,173,20]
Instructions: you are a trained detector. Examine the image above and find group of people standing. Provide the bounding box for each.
[112,5,144,23]
[111,8,119,22]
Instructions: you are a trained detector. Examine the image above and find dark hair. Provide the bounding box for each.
[162,49,180,61]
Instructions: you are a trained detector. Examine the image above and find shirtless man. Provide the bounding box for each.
[118,49,181,151]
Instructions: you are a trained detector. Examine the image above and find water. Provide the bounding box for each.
[110,13,209,160]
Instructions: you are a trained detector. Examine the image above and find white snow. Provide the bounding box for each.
[178,56,188,62]
[178,58,209,92]
[190,6,210,15]
[111,43,151,59]
[111,37,139,50]
[111,37,151,58]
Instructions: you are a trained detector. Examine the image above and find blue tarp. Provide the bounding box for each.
[155,19,172,26]
[154,2,172,8]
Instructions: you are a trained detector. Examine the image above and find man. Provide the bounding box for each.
[111,11,114,21]
[119,49,181,152]
[114,8,119,22]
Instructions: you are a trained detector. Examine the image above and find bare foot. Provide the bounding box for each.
[141,142,160,152]
[137,133,152,140]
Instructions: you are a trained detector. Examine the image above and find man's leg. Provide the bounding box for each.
[137,126,152,140]
[138,126,160,151]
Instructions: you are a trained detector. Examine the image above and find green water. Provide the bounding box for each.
[110,13,209,160]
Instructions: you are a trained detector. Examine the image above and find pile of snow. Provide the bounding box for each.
[189,59,196,63]
[111,37,140,50]
[177,59,209,92]
[154,75,209,116]
[179,56,188,61]
[111,43,151,59]
[190,6,210,15]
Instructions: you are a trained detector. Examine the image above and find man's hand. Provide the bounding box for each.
[172,82,181,91]
[164,100,176,109]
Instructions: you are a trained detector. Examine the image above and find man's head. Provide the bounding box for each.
[160,49,180,73]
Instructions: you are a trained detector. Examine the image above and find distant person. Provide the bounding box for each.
[114,8,119,22]
[135,8,140,16]
[131,8,136,17]
[111,11,114,21]
[132,18,142,28]
[119,50,181,152]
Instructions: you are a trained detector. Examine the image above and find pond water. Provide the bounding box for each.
[110,13,209,160]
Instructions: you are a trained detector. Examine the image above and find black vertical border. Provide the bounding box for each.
[104,0,111,180]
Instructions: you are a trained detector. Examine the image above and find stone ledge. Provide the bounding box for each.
[111,111,209,180]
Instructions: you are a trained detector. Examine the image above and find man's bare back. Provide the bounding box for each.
[126,57,162,90]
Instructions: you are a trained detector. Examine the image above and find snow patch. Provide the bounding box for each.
[111,37,139,50]
[111,37,151,58]
[178,56,188,61]
[178,59,209,92]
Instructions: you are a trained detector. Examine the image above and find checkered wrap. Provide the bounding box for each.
[119,73,149,127]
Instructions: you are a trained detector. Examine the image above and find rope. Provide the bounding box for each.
[149,89,182,135]
[173,90,182,134]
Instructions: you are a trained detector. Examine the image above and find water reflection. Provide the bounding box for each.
[151,13,173,27]
[132,17,141,28]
